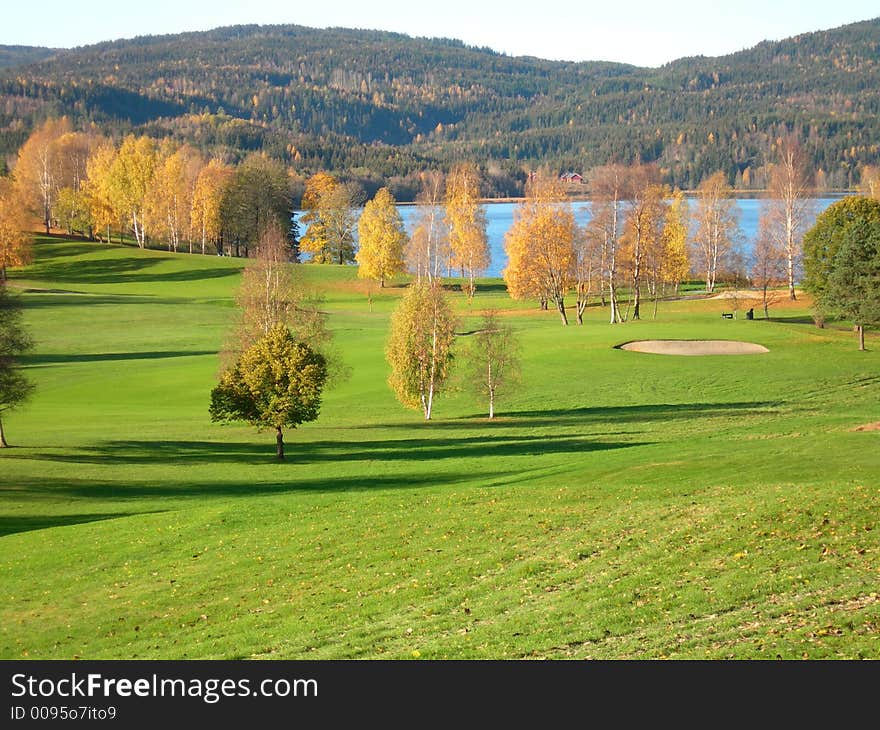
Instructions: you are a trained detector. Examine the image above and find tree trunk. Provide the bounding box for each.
[275,426,285,460]
[555,298,568,326]
[0,416,7,447]
[858,324,865,352]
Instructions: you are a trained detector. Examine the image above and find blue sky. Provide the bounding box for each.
[2,1,878,67]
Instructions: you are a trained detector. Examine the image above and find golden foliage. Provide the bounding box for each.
[0,178,32,280]
[356,187,407,287]
[445,162,489,299]
[386,281,456,419]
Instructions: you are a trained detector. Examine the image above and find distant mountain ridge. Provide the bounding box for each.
[1,19,879,195]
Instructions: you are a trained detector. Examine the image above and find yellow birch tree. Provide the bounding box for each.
[356,187,407,288]
[445,162,489,301]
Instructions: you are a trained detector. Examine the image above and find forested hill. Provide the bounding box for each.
[1,19,879,195]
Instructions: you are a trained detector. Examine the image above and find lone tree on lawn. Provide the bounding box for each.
[804,196,880,350]
[460,311,520,419]
[210,324,328,460]
[0,284,35,447]
[386,281,456,420]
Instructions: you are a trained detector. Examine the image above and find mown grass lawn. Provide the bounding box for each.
[1,235,878,659]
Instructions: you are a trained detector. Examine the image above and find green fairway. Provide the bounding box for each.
[1,235,878,659]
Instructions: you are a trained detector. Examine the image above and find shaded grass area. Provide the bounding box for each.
[1,236,878,660]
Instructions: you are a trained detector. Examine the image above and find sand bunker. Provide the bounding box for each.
[618,340,769,356]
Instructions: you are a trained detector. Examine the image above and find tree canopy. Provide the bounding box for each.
[210,324,328,459]
[0,284,34,446]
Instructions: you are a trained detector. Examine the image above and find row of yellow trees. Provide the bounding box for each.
[3,117,285,256]
[504,168,691,325]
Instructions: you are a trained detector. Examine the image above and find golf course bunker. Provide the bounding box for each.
[618,340,769,356]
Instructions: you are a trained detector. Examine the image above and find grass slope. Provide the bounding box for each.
[1,236,878,659]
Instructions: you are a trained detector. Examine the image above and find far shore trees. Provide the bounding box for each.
[406,171,449,282]
[804,196,880,350]
[386,281,456,420]
[0,284,34,447]
[460,311,520,419]
[210,324,328,460]
[588,164,631,323]
[0,179,32,282]
[299,172,360,264]
[445,162,489,301]
[503,174,576,325]
[692,171,739,293]
[356,187,407,289]
[761,137,814,300]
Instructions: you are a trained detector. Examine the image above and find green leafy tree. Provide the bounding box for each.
[803,196,880,302]
[819,219,880,350]
[0,285,35,447]
[210,324,328,460]
[460,311,520,419]
[386,281,456,420]
[220,155,292,258]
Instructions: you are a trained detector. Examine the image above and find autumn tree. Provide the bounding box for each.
[620,168,665,320]
[588,164,632,323]
[299,171,337,261]
[108,135,157,247]
[356,186,407,288]
[660,189,690,295]
[191,159,233,255]
[84,141,121,242]
[210,324,328,460]
[321,182,361,264]
[460,311,520,419]
[232,223,330,360]
[692,171,739,293]
[299,172,360,264]
[386,281,456,420]
[0,284,35,447]
[503,174,576,325]
[572,220,598,325]
[145,143,204,253]
[859,165,880,199]
[761,138,814,300]
[406,171,449,282]
[445,162,489,300]
[220,155,292,258]
[752,217,787,319]
[804,196,880,350]
[0,179,32,282]
[13,117,71,233]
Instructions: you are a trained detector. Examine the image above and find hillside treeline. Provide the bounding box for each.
[1,20,879,196]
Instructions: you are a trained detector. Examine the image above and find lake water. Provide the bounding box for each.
[301,198,840,277]
[396,198,840,278]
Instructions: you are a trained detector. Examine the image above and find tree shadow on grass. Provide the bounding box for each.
[0,511,162,538]
[21,350,216,367]
[2,469,533,502]
[19,434,646,467]
[26,256,241,285]
[352,401,781,431]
